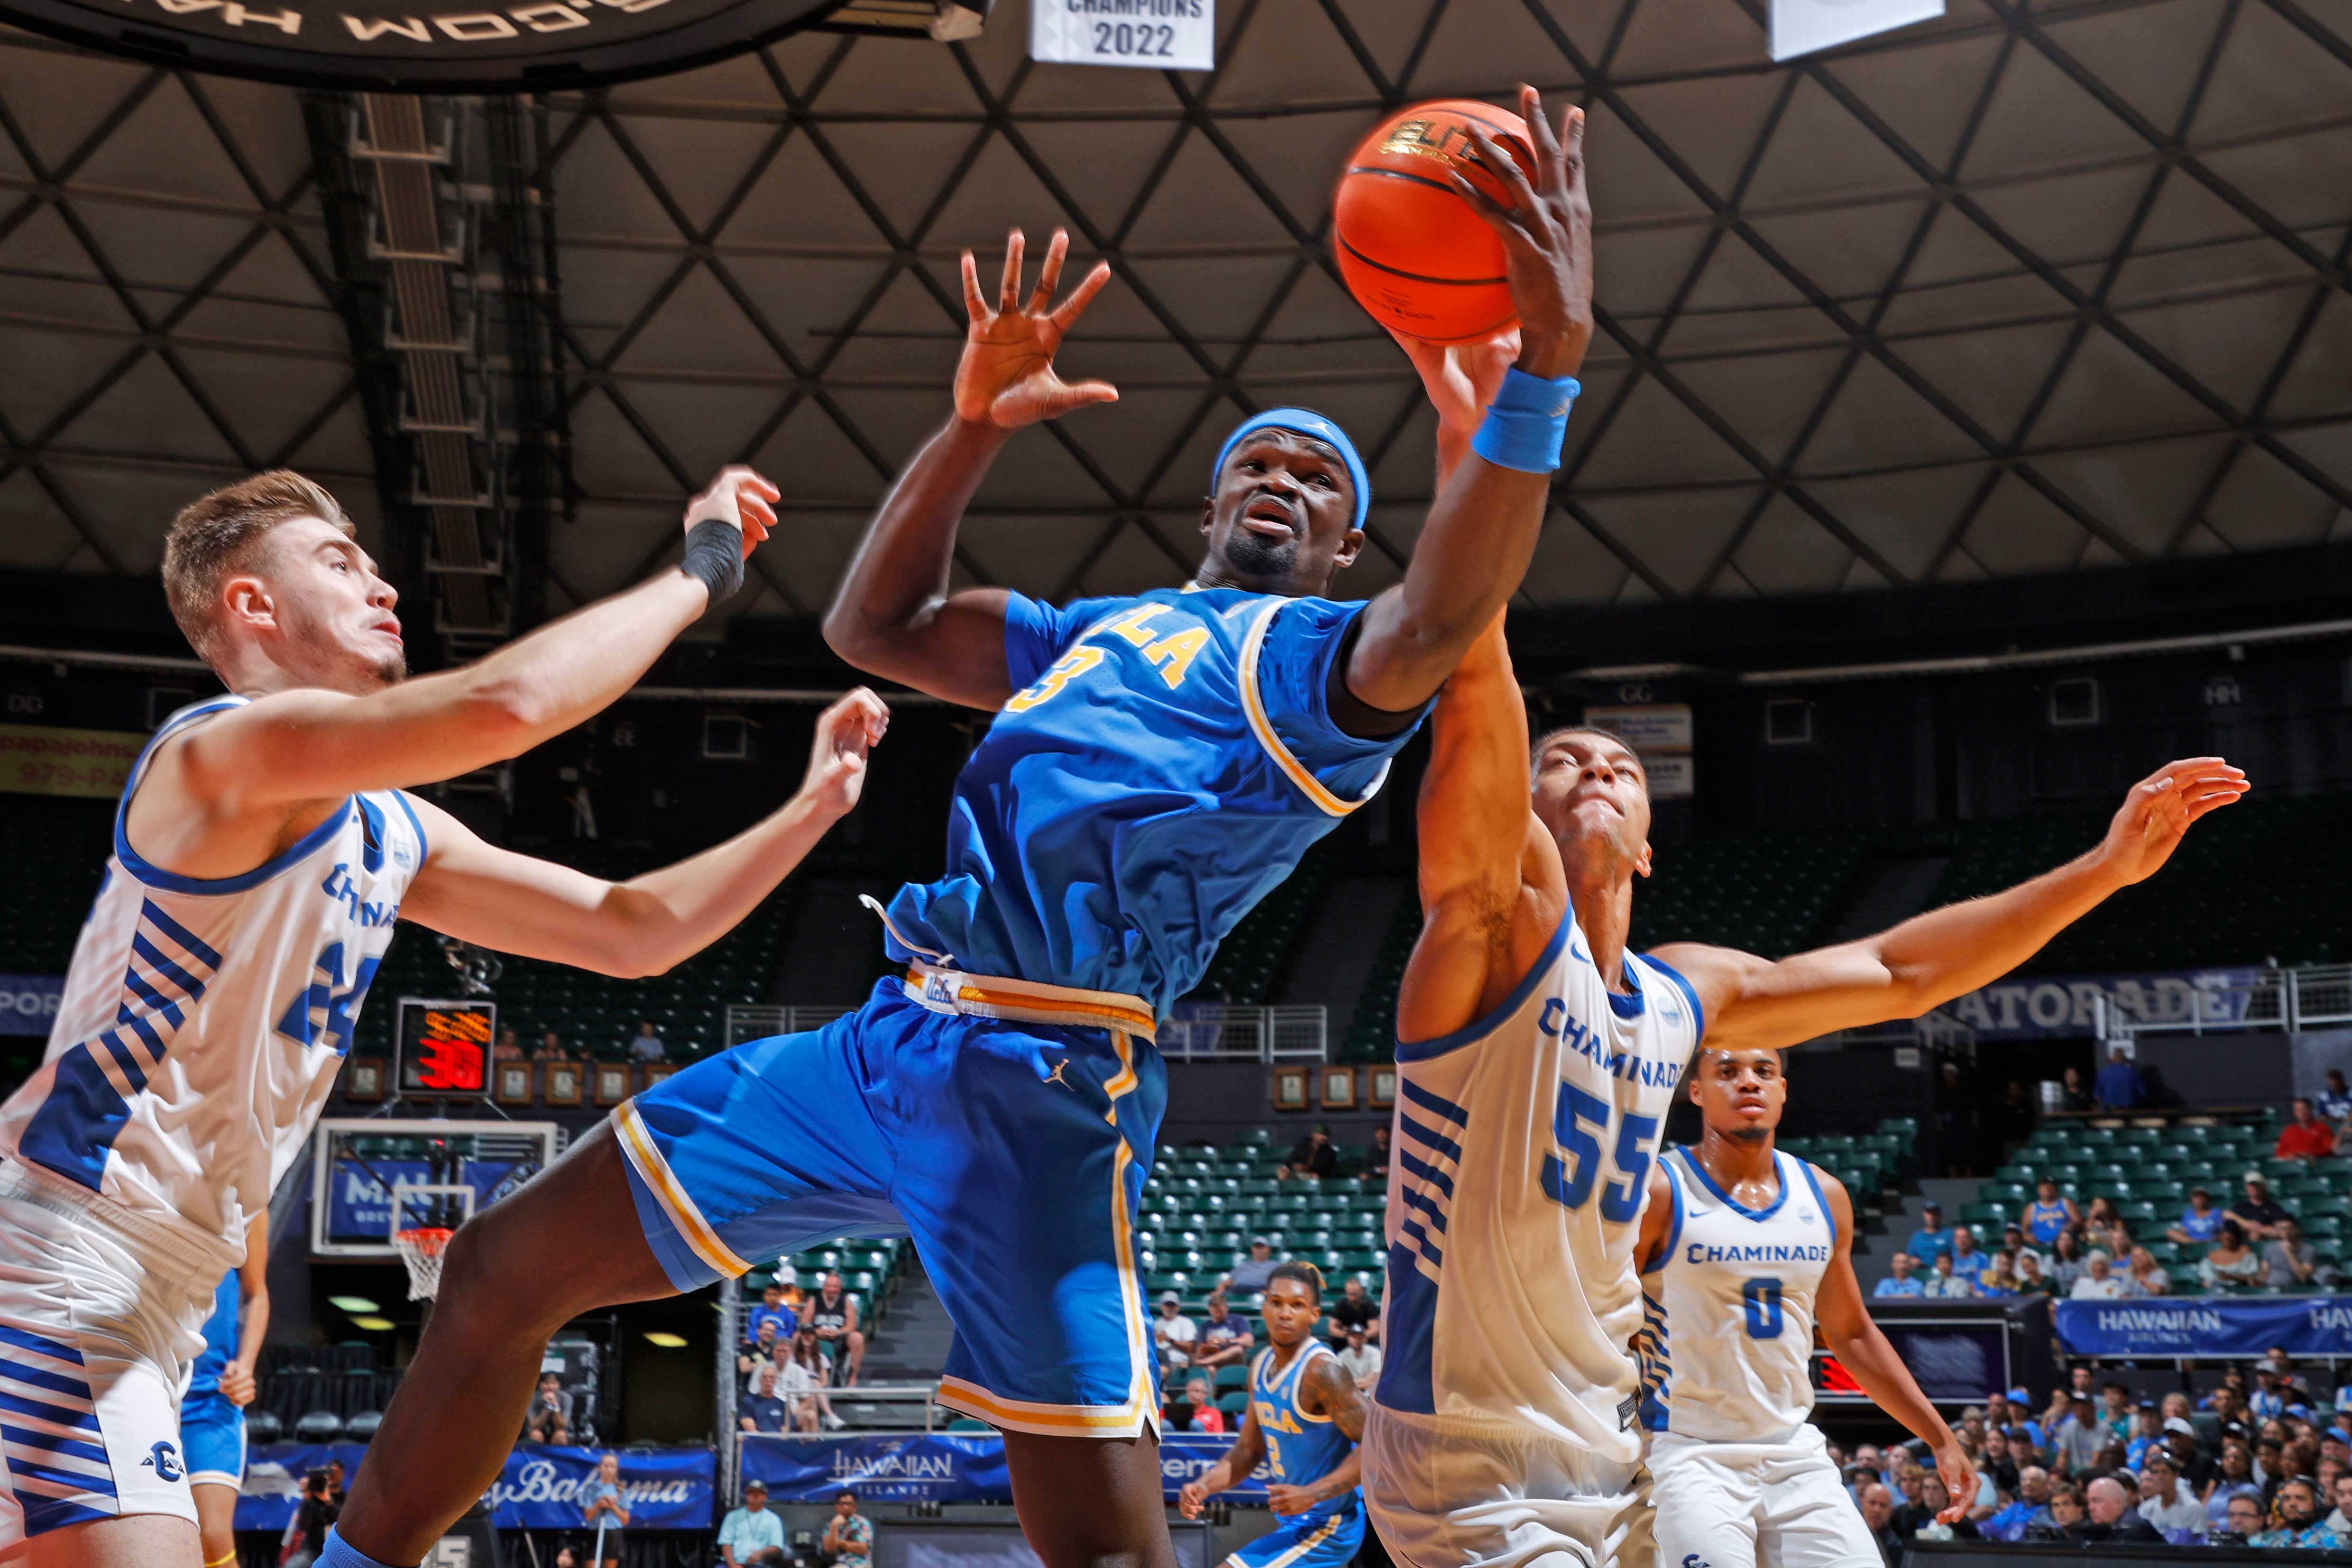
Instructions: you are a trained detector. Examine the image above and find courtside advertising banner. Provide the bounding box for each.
[1031,0,1212,70]
[239,1443,713,1530]
[742,1431,1270,1504]
[0,724,141,798]
[2057,1297,2352,1359]
[0,975,60,1036]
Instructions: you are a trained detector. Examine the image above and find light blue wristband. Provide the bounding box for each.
[1470,367,1581,474]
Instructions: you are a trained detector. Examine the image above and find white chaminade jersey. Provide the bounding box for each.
[0,698,424,1272]
[1374,916,1702,1462]
[1638,1146,1835,1443]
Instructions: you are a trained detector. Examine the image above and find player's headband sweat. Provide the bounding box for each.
[1212,409,1372,533]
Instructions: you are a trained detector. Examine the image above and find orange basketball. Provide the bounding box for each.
[1333,99,1533,345]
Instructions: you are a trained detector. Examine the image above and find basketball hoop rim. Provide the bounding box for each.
[394,1226,456,1256]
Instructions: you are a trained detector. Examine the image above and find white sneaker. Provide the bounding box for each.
[823,1412,845,1430]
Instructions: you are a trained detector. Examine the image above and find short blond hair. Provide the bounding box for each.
[162,470,351,664]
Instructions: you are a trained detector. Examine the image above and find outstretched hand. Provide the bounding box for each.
[1391,327,1520,438]
[956,229,1118,429]
[1450,86,1594,381]
[799,688,890,818]
[2098,757,2248,885]
[683,465,779,557]
[1932,1441,1979,1525]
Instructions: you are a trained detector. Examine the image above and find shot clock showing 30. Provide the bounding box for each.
[1030,0,1211,70]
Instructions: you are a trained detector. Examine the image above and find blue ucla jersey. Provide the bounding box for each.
[187,1271,239,1399]
[1251,1342,1359,1524]
[882,586,1422,1016]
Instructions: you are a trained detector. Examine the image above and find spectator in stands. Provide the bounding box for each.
[2123,1245,2170,1296]
[2057,1066,2092,1113]
[2269,1219,2328,1289]
[1979,1428,2021,1498]
[2015,1252,2055,1298]
[2137,1449,2205,1540]
[1925,1251,1975,1299]
[2217,1493,2266,1542]
[719,1478,787,1568]
[1983,1466,2051,1540]
[533,1029,571,1063]
[1978,1256,2020,1297]
[1338,1325,1382,1390]
[2320,1069,2352,1128]
[1948,1225,1989,1284]
[2204,1220,2266,1290]
[1281,1125,1338,1181]
[1180,1376,1227,1435]
[2021,1178,2078,1247]
[1154,1291,1197,1369]
[2080,1476,2163,1542]
[783,1328,840,1431]
[2082,1197,2132,1257]
[1362,1126,1390,1181]
[581,1453,628,1568]
[1194,1293,1252,1369]
[2096,1384,2133,1444]
[2169,1187,2224,1247]
[326,1458,347,1510]
[1874,1252,1925,1297]
[1888,1465,1935,1536]
[739,1340,790,1434]
[2070,1251,2126,1300]
[2253,1477,2342,1548]
[2051,1394,2105,1477]
[2229,1171,2290,1241]
[2279,1098,2337,1160]
[2000,1222,2044,1272]
[628,1020,667,1064]
[2046,1229,2088,1293]
[808,1272,866,1385]
[2165,1417,2214,1491]
[739,1317,783,1387]
[2252,1369,2288,1421]
[746,1281,798,1347]
[822,1491,873,1568]
[1327,1276,1378,1347]
[1858,1483,1902,1567]
[283,1467,340,1568]
[2094,1047,2147,1110]
[1904,1201,1954,1267]
[2206,1437,2262,1527]
[525,1371,574,1444]
[2325,1472,2352,1536]
[494,1027,524,1062]
[1225,1237,1279,1298]
[2030,1483,2086,1540]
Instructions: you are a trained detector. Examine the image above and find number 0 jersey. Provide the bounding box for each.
[882,586,1425,1018]
[0,698,425,1273]
[1637,1146,1836,1443]
[1374,916,1703,1462]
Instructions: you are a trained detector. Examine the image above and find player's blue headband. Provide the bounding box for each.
[1211,408,1371,532]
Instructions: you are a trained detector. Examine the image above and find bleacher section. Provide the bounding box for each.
[1185,839,1336,1007]
[1959,1110,2352,1290]
[1780,1118,1921,1214]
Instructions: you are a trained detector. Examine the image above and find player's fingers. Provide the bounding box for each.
[1463,122,1536,212]
[960,250,986,322]
[1559,103,1586,188]
[745,471,781,502]
[1051,260,1115,330]
[1061,378,1120,408]
[1444,168,1517,233]
[999,229,1026,314]
[1519,84,1562,183]
[1030,229,1070,316]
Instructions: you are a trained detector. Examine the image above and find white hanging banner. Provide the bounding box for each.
[1030,0,1213,70]
[1770,0,1941,61]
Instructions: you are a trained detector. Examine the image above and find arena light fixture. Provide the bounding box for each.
[329,1295,382,1314]
[642,1331,689,1348]
[350,1316,397,1331]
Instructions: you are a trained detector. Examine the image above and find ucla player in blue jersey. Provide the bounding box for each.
[327,84,1595,1568]
[1180,1264,1367,1568]
[184,1215,269,1568]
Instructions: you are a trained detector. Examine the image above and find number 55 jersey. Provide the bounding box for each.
[1373,914,1704,1460]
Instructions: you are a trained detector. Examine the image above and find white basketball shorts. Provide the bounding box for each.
[1648,1425,1881,1568]
[1362,1404,1654,1568]
[0,1158,216,1545]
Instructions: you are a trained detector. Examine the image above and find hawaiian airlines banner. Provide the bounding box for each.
[742,1431,1269,1504]
[2057,1297,2352,1358]
[238,1442,714,1530]
[1936,967,2268,1040]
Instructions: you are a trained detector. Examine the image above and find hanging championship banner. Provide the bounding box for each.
[1030,0,1212,70]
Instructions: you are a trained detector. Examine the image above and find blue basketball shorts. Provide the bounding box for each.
[616,971,1167,1438]
[1225,1502,1365,1568]
[178,1388,245,1488]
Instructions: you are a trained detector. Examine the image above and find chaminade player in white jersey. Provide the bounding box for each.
[0,465,886,1565]
[1633,1048,1973,1568]
[1367,596,2248,1568]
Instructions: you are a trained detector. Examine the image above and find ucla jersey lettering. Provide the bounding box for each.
[0,698,427,1272]
[883,586,1424,1017]
[1250,1343,1359,1525]
[1376,916,1703,1461]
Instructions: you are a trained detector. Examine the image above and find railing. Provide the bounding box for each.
[2112,964,2352,1041]
[1160,1005,1327,1062]
[725,1005,856,1046]
[1803,1012,1976,1053]
[733,1383,950,1441]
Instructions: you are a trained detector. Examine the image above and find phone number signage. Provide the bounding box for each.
[0,724,145,800]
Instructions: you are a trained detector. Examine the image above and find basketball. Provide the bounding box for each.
[1333,99,1534,345]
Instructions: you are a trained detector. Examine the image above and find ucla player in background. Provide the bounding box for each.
[1635,1048,1972,1568]
[184,1214,270,1568]
[0,460,885,1566]
[1370,576,2245,1568]
[326,87,1592,1568]
[1179,1264,1367,1568]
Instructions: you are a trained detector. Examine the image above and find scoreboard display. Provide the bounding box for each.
[395,998,495,1100]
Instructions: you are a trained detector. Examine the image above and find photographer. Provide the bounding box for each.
[283,1467,340,1568]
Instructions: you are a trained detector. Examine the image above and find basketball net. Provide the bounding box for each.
[394,1226,454,1302]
